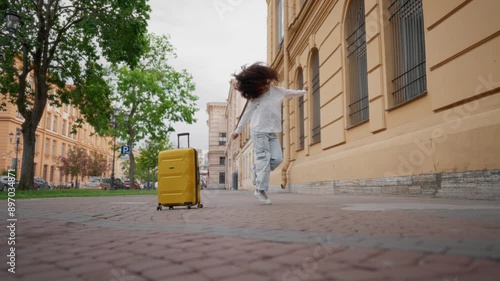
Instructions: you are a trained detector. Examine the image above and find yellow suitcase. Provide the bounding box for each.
[156,133,203,210]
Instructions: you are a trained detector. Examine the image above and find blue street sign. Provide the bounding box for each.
[121,145,130,155]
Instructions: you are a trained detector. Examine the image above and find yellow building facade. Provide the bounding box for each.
[225,79,255,190]
[259,0,500,199]
[0,98,113,186]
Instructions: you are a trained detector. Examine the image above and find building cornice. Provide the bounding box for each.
[288,0,338,64]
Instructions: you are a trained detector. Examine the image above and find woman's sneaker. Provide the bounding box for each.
[254,190,272,205]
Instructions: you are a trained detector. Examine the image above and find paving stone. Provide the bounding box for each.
[362,250,424,268]
[325,268,387,281]
[155,273,210,281]
[140,264,193,280]
[18,268,74,281]
[220,273,271,281]
[127,259,170,273]
[420,254,473,266]
[2,192,500,281]
[57,257,96,269]
[201,264,247,279]
[326,248,384,263]
[377,262,471,281]
[16,263,58,276]
[68,262,112,275]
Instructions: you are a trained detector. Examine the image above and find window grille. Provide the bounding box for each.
[346,0,369,126]
[389,0,427,106]
[311,50,321,143]
[297,69,305,149]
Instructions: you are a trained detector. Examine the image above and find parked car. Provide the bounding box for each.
[142,181,155,190]
[33,177,50,190]
[0,176,18,190]
[86,177,102,189]
[114,178,125,189]
[100,177,125,190]
[123,180,139,190]
[100,178,111,190]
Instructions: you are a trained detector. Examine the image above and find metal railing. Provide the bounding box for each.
[389,0,427,106]
[311,51,321,143]
[346,0,369,126]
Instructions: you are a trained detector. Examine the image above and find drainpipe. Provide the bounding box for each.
[281,2,291,190]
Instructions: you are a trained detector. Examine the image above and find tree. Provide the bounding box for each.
[110,33,198,189]
[58,147,90,187]
[0,1,150,190]
[135,138,174,184]
[87,153,108,177]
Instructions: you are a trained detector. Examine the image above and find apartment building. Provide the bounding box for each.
[223,0,499,199]
[207,102,228,189]
[225,79,255,190]
[0,97,112,186]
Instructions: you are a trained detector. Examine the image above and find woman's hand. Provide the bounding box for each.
[231,133,240,140]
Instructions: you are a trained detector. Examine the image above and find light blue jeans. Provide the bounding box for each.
[251,131,283,191]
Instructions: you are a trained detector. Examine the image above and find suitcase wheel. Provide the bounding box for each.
[197,203,203,208]
[187,205,191,209]
[156,205,162,211]
[169,206,174,210]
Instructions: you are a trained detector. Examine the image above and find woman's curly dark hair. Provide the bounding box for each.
[233,62,279,100]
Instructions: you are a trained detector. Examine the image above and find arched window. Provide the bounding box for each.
[346,0,369,126]
[310,49,321,143]
[296,68,305,150]
[389,0,427,106]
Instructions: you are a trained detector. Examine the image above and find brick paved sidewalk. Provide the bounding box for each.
[1,190,500,281]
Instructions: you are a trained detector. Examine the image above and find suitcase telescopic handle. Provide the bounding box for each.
[177,133,190,148]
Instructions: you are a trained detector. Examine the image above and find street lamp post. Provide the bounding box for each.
[8,129,21,179]
[110,108,119,190]
[1,10,20,61]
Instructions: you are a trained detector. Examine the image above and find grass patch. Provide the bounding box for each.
[0,189,157,199]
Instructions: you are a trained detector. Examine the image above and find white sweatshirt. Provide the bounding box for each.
[234,86,307,134]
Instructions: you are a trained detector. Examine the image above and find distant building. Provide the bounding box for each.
[206,102,228,189]
[225,79,254,190]
[198,149,208,177]
[0,92,112,186]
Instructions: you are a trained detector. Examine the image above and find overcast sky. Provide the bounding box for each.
[146,1,267,150]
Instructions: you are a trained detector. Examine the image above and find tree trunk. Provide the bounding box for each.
[18,123,36,190]
[129,148,135,189]
[18,73,48,190]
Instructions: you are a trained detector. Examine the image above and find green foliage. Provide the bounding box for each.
[108,33,198,185]
[135,139,174,181]
[1,170,14,176]
[120,159,130,179]
[110,33,198,142]
[0,0,150,190]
